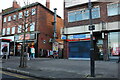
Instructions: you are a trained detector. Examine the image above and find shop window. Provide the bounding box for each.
[7,28,10,34]
[2,28,6,35]
[4,17,7,22]
[108,32,120,56]
[107,3,120,16]
[18,25,22,33]
[12,27,15,34]
[30,22,35,31]
[32,8,36,15]
[18,12,22,19]
[8,16,11,21]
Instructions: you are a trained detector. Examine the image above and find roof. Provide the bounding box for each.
[2,2,61,18]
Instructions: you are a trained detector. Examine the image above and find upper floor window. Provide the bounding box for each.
[24,10,29,17]
[2,28,6,35]
[25,24,28,32]
[13,15,17,20]
[4,17,7,22]
[18,25,22,33]
[30,22,35,31]
[7,28,10,34]
[92,7,100,19]
[32,8,36,15]
[12,27,15,34]
[68,6,100,22]
[107,3,120,16]
[8,16,11,21]
[18,12,23,19]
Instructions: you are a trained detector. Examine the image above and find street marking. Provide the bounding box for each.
[0,71,32,79]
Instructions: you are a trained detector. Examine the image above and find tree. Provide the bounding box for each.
[11,2,36,68]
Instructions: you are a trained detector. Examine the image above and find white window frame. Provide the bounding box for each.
[18,12,23,19]
[13,15,17,20]
[8,16,11,21]
[7,28,10,34]
[32,8,36,15]
[4,17,7,22]
[107,3,119,16]
[30,22,35,31]
[2,28,6,35]
[25,24,28,32]
[18,25,22,33]
[24,10,29,17]
[12,27,15,34]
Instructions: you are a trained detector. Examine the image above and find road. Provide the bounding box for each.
[0,71,39,80]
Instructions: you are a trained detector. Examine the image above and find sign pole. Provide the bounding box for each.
[88,0,95,77]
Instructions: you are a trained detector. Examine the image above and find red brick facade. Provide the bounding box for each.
[64,2,120,60]
[2,1,63,57]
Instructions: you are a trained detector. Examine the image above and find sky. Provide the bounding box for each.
[0,0,64,18]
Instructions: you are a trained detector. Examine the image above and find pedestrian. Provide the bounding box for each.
[30,46,35,59]
[27,45,31,60]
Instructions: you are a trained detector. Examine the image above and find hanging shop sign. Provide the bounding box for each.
[0,42,9,55]
[61,34,91,41]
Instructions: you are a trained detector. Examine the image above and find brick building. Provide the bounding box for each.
[1,0,63,57]
[63,0,120,60]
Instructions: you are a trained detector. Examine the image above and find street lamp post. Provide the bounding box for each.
[88,0,95,77]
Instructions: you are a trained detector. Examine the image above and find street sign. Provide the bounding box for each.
[89,25,95,30]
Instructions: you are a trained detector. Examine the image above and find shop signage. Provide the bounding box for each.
[19,34,30,40]
[15,34,35,41]
[61,34,91,41]
[0,42,9,55]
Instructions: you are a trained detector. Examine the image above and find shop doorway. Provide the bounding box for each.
[69,41,90,59]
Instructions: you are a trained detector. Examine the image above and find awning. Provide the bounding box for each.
[1,36,14,41]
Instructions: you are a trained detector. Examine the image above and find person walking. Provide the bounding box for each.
[30,46,35,59]
[27,45,31,60]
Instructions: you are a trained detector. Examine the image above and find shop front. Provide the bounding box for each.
[62,34,91,60]
[14,32,39,57]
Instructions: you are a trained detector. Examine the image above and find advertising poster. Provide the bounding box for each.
[53,42,58,52]
[0,42,9,55]
[111,43,120,56]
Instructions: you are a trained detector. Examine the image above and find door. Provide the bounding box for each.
[69,41,90,58]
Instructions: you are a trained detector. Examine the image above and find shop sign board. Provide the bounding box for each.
[15,34,35,41]
[0,42,9,55]
[61,34,91,41]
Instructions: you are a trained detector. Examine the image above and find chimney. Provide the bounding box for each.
[46,0,50,9]
[13,0,20,9]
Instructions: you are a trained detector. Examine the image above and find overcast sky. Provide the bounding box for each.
[0,0,64,18]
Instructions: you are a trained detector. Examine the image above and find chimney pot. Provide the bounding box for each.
[46,0,50,9]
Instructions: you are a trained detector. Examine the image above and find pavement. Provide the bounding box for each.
[0,56,120,80]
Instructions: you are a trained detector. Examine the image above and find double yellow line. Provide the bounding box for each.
[0,71,32,79]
